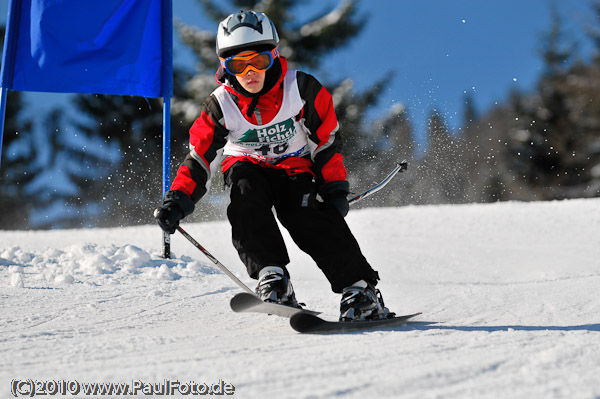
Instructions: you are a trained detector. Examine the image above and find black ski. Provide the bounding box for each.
[230,292,321,318]
[289,312,422,333]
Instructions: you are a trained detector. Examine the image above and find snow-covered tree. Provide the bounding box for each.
[0,27,35,229]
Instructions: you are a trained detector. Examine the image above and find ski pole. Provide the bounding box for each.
[177,226,255,294]
[348,161,408,205]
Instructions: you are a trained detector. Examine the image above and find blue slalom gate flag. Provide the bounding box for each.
[1,0,172,97]
[1,0,173,256]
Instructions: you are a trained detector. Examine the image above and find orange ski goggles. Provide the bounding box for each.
[219,47,279,76]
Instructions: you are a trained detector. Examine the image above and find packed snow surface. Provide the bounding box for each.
[1,199,599,398]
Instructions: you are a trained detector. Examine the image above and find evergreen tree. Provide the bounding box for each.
[465,96,535,202]
[462,92,478,128]
[460,2,600,203]
[508,4,584,199]
[25,109,75,228]
[0,27,35,229]
[585,0,600,61]
[72,91,189,226]
[414,109,465,204]
[0,90,35,229]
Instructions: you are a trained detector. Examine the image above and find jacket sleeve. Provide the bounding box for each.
[296,71,347,185]
[170,95,229,202]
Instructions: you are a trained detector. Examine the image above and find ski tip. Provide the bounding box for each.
[230,292,321,317]
[229,292,259,312]
[290,312,323,333]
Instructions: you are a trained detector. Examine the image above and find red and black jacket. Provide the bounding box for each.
[171,57,347,202]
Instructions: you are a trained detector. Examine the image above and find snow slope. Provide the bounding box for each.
[1,199,600,399]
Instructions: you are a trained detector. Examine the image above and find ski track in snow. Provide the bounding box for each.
[1,199,600,399]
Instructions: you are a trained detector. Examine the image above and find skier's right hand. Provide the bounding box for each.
[319,181,350,217]
[154,190,195,234]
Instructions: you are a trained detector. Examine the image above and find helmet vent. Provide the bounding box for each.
[227,11,263,34]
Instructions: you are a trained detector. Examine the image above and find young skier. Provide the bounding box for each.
[155,10,394,321]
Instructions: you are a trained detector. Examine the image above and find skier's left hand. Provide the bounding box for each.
[154,190,195,234]
[319,181,350,217]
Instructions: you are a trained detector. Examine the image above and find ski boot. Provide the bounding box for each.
[256,266,300,308]
[339,280,394,321]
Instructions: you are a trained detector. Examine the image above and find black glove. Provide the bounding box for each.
[319,181,350,217]
[154,190,195,234]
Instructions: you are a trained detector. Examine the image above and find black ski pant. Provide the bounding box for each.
[225,161,379,293]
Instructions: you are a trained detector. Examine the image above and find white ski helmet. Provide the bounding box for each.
[216,11,280,58]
